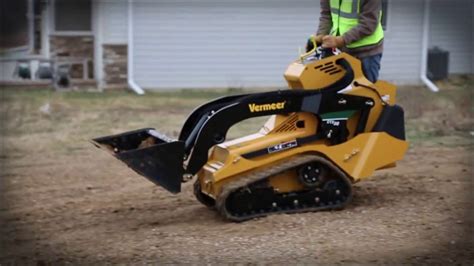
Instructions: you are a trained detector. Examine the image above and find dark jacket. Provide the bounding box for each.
[317,0,384,59]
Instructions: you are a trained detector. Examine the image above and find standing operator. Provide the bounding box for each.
[313,0,384,83]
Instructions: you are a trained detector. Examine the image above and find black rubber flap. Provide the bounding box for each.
[372,105,406,140]
[92,128,185,193]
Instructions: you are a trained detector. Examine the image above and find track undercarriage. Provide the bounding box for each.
[214,155,352,222]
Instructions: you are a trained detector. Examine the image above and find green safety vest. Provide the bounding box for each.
[329,0,384,48]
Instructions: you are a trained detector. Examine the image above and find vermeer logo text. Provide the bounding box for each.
[248,102,286,113]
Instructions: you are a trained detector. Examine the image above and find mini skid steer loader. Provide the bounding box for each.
[92,41,408,221]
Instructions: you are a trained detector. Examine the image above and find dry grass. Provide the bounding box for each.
[0,88,270,158]
[1,76,472,156]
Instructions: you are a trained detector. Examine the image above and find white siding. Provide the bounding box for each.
[132,0,319,89]
[127,0,472,89]
[100,0,128,44]
[379,0,424,84]
[429,0,473,74]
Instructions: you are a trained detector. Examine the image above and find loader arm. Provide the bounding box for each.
[180,57,355,154]
[182,59,374,175]
[183,89,374,175]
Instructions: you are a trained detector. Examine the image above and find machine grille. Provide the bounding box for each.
[274,114,299,133]
[315,62,342,75]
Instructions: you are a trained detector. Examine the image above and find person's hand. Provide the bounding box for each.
[314,34,324,44]
[322,35,345,48]
[306,34,325,52]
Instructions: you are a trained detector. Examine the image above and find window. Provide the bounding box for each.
[54,0,91,32]
[0,0,29,51]
[381,0,389,30]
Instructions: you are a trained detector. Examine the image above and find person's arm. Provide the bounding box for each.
[316,0,332,36]
[341,0,381,46]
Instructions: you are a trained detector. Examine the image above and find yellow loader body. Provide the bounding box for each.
[93,47,408,221]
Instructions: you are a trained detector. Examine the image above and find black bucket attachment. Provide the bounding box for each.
[92,128,185,193]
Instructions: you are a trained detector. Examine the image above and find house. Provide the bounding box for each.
[1,0,472,91]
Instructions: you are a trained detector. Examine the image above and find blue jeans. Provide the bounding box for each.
[361,54,382,83]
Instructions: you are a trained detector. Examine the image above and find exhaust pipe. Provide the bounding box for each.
[92,128,185,193]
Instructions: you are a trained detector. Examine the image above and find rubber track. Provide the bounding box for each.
[216,154,353,222]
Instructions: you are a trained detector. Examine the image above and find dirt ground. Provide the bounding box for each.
[0,77,473,264]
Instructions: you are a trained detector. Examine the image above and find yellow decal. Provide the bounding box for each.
[248,101,286,113]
